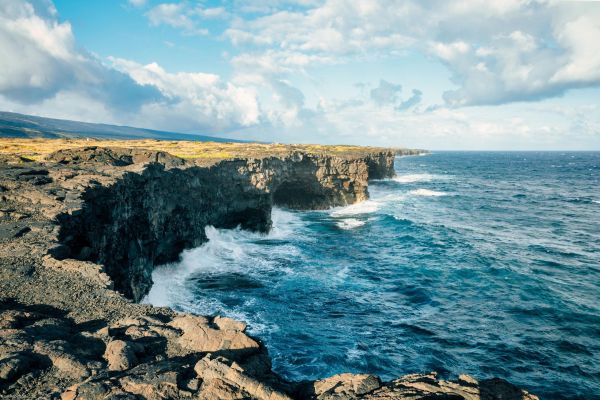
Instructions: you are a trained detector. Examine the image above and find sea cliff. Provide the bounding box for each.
[0,140,537,399]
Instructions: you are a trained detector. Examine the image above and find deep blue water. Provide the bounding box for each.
[146,152,600,399]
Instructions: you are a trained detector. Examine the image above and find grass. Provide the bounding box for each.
[0,138,396,162]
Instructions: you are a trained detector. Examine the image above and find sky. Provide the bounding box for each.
[0,0,599,149]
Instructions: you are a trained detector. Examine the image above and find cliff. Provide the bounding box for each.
[0,141,536,400]
[48,146,384,302]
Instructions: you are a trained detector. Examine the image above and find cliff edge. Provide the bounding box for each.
[0,140,537,400]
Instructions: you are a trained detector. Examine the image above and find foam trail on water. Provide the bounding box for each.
[410,188,448,197]
[336,218,366,229]
[393,173,434,183]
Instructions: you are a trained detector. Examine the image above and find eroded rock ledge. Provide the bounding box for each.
[51,146,391,302]
[0,144,538,399]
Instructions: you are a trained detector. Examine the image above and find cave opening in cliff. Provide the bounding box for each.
[272,179,328,210]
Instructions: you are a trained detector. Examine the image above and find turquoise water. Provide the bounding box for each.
[147,152,600,399]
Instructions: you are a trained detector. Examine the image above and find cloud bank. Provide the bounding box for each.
[0,0,598,149]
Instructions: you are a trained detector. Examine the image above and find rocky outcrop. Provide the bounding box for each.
[302,372,539,400]
[48,147,384,301]
[0,145,537,399]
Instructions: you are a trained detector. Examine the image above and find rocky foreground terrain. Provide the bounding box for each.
[0,140,538,399]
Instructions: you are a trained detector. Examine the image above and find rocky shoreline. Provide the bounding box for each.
[0,142,538,399]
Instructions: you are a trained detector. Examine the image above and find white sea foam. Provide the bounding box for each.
[393,173,435,183]
[410,188,448,197]
[144,208,301,308]
[593,200,600,204]
[331,200,379,216]
[346,348,367,361]
[336,218,366,229]
[393,173,452,184]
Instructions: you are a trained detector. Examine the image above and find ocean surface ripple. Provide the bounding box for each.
[146,152,600,399]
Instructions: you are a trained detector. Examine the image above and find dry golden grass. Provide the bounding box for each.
[0,138,392,161]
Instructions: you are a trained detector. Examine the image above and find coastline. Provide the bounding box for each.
[0,140,537,399]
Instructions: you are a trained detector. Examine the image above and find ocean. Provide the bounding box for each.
[145,152,600,399]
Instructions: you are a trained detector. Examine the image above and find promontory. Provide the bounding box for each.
[0,139,537,399]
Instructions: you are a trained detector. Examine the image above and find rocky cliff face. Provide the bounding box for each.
[50,147,382,301]
[0,145,538,400]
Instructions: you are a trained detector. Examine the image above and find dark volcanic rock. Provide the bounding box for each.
[53,148,382,301]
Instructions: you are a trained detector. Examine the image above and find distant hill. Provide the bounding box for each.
[0,111,244,142]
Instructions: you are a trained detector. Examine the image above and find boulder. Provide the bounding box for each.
[214,316,247,332]
[0,352,32,382]
[311,373,381,399]
[103,340,138,371]
[169,314,260,354]
[194,355,291,400]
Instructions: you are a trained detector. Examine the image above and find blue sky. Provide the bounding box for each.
[0,0,599,149]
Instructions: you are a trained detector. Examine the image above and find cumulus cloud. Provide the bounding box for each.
[368,81,421,110]
[146,3,208,35]
[397,89,422,111]
[240,92,599,150]
[370,80,402,106]
[0,0,262,134]
[109,58,260,130]
[1,0,598,149]
[127,0,147,8]
[145,3,230,35]
[0,0,161,109]
[225,0,600,107]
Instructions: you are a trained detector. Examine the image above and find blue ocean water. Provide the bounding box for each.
[146,152,600,399]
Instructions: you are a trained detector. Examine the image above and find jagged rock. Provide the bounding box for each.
[118,367,180,399]
[33,340,90,379]
[214,315,247,332]
[169,314,260,354]
[0,353,32,382]
[42,256,113,289]
[311,374,381,399]
[103,340,139,371]
[360,372,539,400]
[458,374,478,386]
[194,354,292,400]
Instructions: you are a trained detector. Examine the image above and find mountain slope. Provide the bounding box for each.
[0,111,243,142]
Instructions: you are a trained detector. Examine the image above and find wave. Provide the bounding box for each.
[410,188,448,197]
[331,200,380,216]
[392,173,451,184]
[336,218,366,229]
[593,200,600,205]
[143,208,301,308]
[393,173,435,183]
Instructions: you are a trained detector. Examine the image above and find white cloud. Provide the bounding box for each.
[397,89,422,111]
[128,0,147,8]
[144,3,231,35]
[225,0,600,107]
[196,7,228,19]
[370,80,402,106]
[109,58,260,129]
[550,13,600,84]
[146,3,208,35]
[240,92,599,150]
[0,0,160,108]
[1,0,598,149]
[0,1,262,135]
